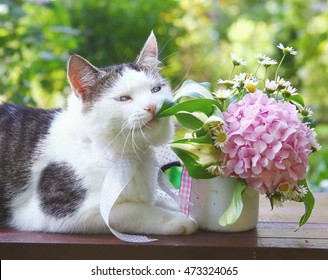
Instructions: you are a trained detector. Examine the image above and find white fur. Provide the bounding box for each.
[10,68,198,235]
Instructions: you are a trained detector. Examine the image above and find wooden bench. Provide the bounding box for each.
[0,193,327,259]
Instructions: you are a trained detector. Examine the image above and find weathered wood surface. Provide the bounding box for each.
[0,193,327,259]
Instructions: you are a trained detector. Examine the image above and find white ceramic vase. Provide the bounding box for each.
[189,177,259,232]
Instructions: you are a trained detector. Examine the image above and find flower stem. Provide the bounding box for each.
[229,66,235,80]
[275,53,286,81]
[254,63,261,78]
[263,67,268,89]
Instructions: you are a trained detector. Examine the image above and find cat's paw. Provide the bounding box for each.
[163,214,198,235]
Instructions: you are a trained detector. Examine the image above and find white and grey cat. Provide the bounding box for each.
[0,32,198,235]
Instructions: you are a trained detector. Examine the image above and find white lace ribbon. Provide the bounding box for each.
[100,152,158,243]
[97,145,180,243]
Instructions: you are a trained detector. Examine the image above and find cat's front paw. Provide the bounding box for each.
[163,214,198,235]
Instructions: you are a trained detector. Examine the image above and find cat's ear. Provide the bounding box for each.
[135,31,160,69]
[67,55,101,101]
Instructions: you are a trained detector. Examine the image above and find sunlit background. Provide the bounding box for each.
[1,0,327,191]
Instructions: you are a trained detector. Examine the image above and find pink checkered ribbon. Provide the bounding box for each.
[178,166,192,215]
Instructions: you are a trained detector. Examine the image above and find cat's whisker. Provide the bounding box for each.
[119,126,133,163]
[158,36,174,59]
[101,120,130,153]
[131,125,144,160]
[160,52,178,65]
[172,65,192,93]
[138,121,153,146]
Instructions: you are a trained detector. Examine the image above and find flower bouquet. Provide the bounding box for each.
[157,44,320,228]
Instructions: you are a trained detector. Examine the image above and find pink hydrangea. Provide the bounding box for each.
[221,92,315,193]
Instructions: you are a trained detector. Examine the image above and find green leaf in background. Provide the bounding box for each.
[289,94,305,108]
[218,180,246,226]
[173,80,214,101]
[180,80,212,91]
[298,179,315,228]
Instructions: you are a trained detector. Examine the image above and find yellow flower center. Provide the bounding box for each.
[278,182,290,192]
[216,131,227,143]
[246,84,257,93]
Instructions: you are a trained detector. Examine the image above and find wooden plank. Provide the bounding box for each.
[0,193,327,259]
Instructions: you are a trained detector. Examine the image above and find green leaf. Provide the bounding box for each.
[169,136,217,179]
[172,135,213,144]
[218,180,246,226]
[170,146,215,179]
[173,80,214,101]
[156,99,221,118]
[289,94,305,108]
[227,92,239,106]
[156,99,176,117]
[298,179,315,228]
[204,105,226,125]
[175,111,206,130]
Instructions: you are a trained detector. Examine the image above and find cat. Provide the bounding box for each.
[0,32,198,235]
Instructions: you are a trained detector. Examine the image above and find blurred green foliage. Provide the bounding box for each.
[0,0,327,191]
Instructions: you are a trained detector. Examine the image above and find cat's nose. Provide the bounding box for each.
[144,105,156,116]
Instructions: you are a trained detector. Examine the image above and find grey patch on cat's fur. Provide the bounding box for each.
[0,104,61,225]
[38,162,87,218]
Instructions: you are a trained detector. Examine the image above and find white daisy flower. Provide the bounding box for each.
[276,76,291,89]
[265,79,278,93]
[260,57,278,67]
[301,106,314,117]
[292,185,308,200]
[282,85,297,98]
[244,79,258,93]
[233,72,247,81]
[213,89,233,99]
[231,53,247,66]
[277,43,298,55]
[277,182,294,200]
[206,165,222,176]
[255,53,270,62]
[217,79,234,88]
[212,129,229,148]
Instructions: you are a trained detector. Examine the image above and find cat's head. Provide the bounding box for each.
[67,32,174,154]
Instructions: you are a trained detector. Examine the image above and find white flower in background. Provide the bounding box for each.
[217,79,235,88]
[231,53,247,66]
[232,72,247,89]
[277,43,298,55]
[265,79,278,93]
[244,79,258,93]
[260,57,278,67]
[276,76,291,89]
[213,89,233,99]
[255,53,270,62]
[282,85,297,98]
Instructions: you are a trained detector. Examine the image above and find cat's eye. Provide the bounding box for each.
[151,86,161,93]
[115,96,131,102]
